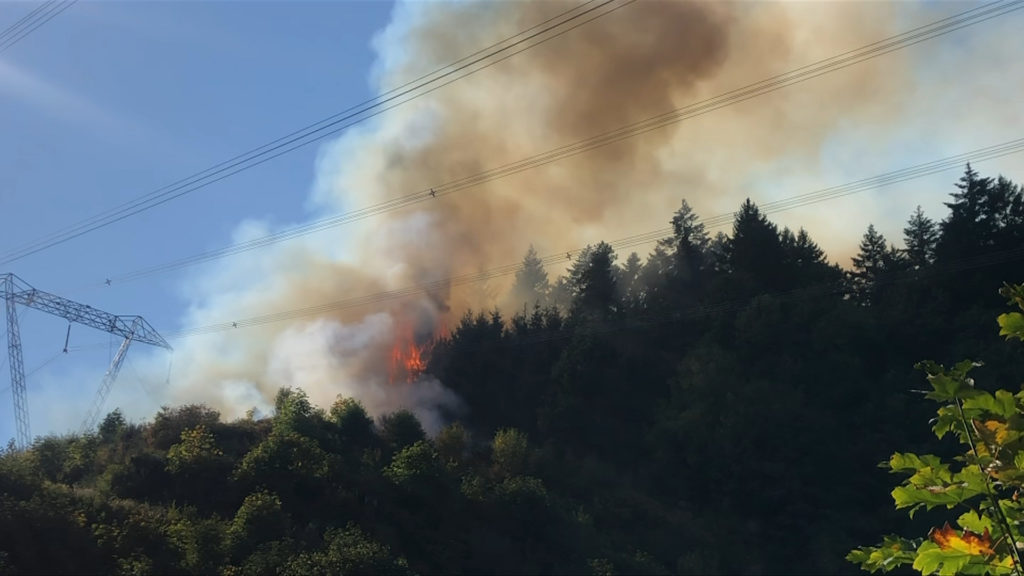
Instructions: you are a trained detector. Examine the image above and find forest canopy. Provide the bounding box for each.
[2,165,1024,575]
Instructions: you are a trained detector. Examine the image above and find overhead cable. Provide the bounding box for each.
[0,0,76,53]
[89,1,1024,285]
[0,0,633,264]
[157,136,1024,339]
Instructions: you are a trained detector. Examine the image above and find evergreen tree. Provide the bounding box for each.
[935,165,1024,306]
[637,244,673,314]
[725,199,787,293]
[567,242,619,318]
[548,276,572,312]
[4,166,1024,576]
[510,245,550,309]
[850,224,890,303]
[781,227,841,287]
[902,205,938,268]
[789,228,824,265]
[706,231,730,273]
[936,163,994,261]
[663,199,709,282]
[989,175,1024,248]
[668,199,709,250]
[617,252,644,308]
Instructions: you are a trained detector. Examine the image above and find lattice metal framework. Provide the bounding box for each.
[1,273,171,448]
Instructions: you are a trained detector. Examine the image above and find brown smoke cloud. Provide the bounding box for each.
[161,0,952,426]
[326,0,912,307]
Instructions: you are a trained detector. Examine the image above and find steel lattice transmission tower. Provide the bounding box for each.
[2,273,172,449]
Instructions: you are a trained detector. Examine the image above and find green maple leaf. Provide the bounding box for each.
[847,536,919,573]
[963,390,1018,420]
[956,510,994,534]
[889,453,945,473]
[998,312,1024,342]
[913,541,972,575]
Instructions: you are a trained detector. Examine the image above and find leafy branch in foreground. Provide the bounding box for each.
[849,283,1024,576]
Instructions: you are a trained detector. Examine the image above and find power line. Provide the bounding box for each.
[0,351,64,395]
[163,243,1024,371]
[7,0,1019,268]
[597,253,1024,346]
[0,0,76,53]
[156,136,1024,340]
[0,1,55,44]
[440,242,1024,355]
[89,0,1024,285]
[16,134,1024,345]
[25,243,1024,397]
[0,0,633,265]
[105,136,1024,285]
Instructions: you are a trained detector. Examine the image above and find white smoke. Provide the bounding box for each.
[127,0,1024,432]
[267,315,461,435]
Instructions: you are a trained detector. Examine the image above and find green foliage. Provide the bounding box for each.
[492,475,548,508]
[568,242,620,318]
[377,410,426,454]
[226,539,298,576]
[998,283,1024,341]
[166,509,228,574]
[228,490,288,555]
[32,435,71,482]
[999,312,1024,341]
[846,535,921,573]
[146,404,221,451]
[852,284,1024,575]
[62,433,100,483]
[383,440,444,488]
[511,244,551,309]
[234,429,330,485]
[889,461,987,517]
[491,428,530,478]
[435,422,468,469]
[272,387,320,437]
[282,524,411,576]
[329,395,376,450]
[4,168,1024,575]
[851,224,904,303]
[904,205,939,267]
[99,409,127,440]
[166,424,223,474]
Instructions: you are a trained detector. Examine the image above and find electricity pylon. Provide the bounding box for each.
[1,273,172,449]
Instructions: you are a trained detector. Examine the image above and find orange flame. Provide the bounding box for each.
[389,323,432,384]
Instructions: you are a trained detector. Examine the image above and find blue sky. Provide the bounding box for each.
[2,0,1024,445]
[0,0,394,443]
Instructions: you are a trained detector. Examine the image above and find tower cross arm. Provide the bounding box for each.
[3,274,171,350]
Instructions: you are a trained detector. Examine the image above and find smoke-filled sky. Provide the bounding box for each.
[2,0,1024,443]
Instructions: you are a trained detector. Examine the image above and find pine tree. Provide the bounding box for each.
[850,224,890,303]
[662,199,709,285]
[994,176,1024,248]
[549,276,573,312]
[567,242,619,318]
[665,199,709,252]
[791,228,825,265]
[936,163,994,261]
[706,231,730,273]
[617,252,644,309]
[781,227,839,286]
[638,244,673,312]
[902,206,938,268]
[510,245,550,308]
[726,199,787,293]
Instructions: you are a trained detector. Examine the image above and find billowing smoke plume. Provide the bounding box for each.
[149,0,976,429]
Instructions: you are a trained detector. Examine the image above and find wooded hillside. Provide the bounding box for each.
[3,165,1024,575]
